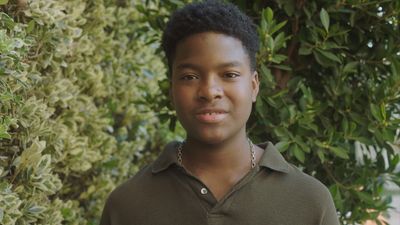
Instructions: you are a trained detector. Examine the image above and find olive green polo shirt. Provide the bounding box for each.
[100,141,340,225]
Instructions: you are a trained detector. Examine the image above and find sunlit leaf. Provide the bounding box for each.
[320,8,330,32]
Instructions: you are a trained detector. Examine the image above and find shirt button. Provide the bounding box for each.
[200,188,208,195]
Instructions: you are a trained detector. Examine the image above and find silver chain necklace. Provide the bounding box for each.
[177,138,256,169]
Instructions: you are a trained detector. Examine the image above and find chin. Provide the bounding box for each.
[189,130,230,145]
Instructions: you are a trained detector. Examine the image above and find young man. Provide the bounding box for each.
[100,1,340,225]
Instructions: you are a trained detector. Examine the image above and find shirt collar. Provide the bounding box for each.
[257,142,290,173]
[152,141,181,173]
[151,141,290,174]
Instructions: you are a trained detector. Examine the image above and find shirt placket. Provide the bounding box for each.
[181,169,218,210]
[178,166,261,225]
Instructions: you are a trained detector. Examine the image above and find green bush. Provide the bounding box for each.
[0,0,176,224]
[147,0,400,224]
[245,1,400,224]
[1,0,399,225]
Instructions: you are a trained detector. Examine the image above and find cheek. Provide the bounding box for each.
[172,87,192,111]
[228,85,254,113]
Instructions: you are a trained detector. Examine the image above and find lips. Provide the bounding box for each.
[195,109,228,123]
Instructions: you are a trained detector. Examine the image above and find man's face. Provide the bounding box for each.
[170,32,259,144]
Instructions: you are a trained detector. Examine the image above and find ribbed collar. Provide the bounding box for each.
[151,141,290,174]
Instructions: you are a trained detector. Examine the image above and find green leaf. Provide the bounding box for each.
[0,12,15,29]
[0,124,11,139]
[343,62,358,73]
[27,20,36,34]
[293,144,305,163]
[136,4,146,13]
[0,0,9,5]
[349,112,368,125]
[271,64,292,71]
[260,18,267,32]
[168,0,185,7]
[103,158,119,169]
[316,49,341,63]
[320,8,330,32]
[352,136,374,145]
[324,41,347,50]
[341,117,349,134]
[329,185,344,211]
[275,141,291,152]
[294,136,310,153]
[266,36,274,52]
[0,132,11,139]
[283,1,295,16]
[381,128,394,142]
[271,54,287,63]
[260,64,275,84]
[264,7,274,23]
[328,146,349,159]
[61,207,73,218]
[313,51,333,67]
[270,21,287,35]
[370,103,383,121]
[274,33,287,50]
[274,126,288,138]
[299,45,312,55]
[379,103,386,121]
[28,205,46,214]
[356,191,374,205]
[317,150,325,163]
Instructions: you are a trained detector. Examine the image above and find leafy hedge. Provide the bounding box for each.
[0,0,176,224]
[0,0,399,225]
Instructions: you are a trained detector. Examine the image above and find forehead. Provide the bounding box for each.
[172,32,251,71]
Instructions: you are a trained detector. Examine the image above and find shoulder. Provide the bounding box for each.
[105,164,154,205]
[282,164,340,224]
[259,142,332,204]
[285,164,333,204]
[100,164,165,225]
[106,141,180,203]
[285,165,340,224]
[260,163,339,224]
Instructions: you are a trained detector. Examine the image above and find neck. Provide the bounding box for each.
[181,132,252,172]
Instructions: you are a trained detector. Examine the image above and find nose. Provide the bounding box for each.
[197,76,223,102]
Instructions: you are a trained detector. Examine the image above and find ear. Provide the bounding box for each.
[251,71,260,102]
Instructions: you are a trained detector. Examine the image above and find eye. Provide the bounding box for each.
[224,72,240,78]
[180,74,198,80]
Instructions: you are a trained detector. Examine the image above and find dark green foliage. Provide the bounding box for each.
[1,0,399,224]
[146,0,400,224]
[243,1,400,224]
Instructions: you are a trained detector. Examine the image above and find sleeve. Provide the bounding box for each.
[320,189,340,225]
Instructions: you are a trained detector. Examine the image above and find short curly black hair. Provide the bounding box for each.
[161,0,260,75]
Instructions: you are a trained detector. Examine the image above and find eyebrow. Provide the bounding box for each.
[175,63,201,71]
[217,61,243,69]
[175,61,243,71]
